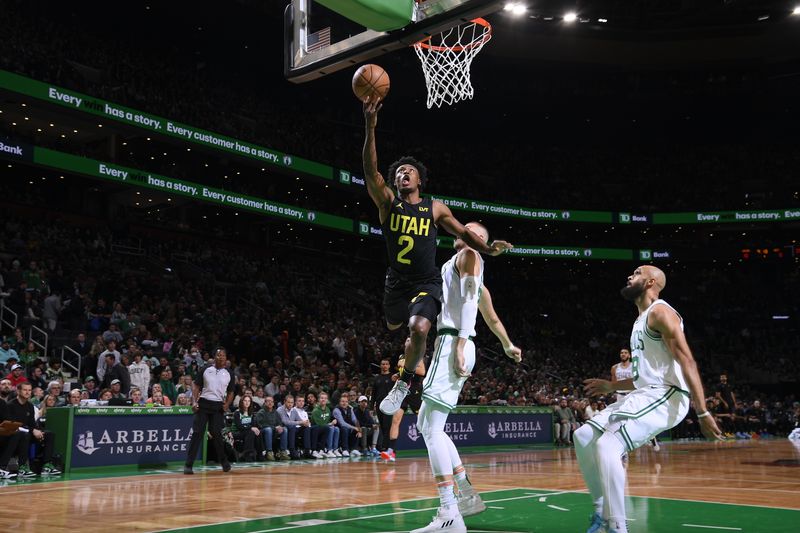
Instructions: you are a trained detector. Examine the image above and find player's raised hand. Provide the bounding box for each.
[504,344,522,363]
[488,240,513,256]
[583,378,614,397]
[700,414,725,441]
[363,99,383,128]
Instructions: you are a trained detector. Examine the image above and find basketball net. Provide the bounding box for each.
[413,18,491,109]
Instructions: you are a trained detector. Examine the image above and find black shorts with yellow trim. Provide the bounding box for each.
[383,278,442,327]
[401,387,423,413]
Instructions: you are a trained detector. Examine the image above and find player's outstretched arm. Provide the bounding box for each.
[649,304,724,441]
[477,285,521,363]
[433,201,513,256]
[583,377,633,397]
[363,100,394,218]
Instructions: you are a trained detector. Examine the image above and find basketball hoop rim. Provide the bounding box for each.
[414,17,492,53]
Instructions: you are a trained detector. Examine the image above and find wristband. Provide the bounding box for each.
[697,411,711,419]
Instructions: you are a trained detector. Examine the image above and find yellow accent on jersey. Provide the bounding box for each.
[389,213,431,236]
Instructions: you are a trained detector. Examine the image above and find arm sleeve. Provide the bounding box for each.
[458,275,480,339]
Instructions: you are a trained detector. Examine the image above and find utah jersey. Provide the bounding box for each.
[436,251,484,337]
[629,299,689,392]
[381,197,439,284]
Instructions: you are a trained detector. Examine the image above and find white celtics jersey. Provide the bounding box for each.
[630,299,689,392]
[437,250,484,336]
[615,363,634,382]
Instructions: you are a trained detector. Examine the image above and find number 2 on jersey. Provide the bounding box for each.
[396,235,414,264]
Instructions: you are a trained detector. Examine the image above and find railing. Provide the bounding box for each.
[237,296,265,314]
[110,238,145,257]
[29,325,48,356]
[61,345,82,380]
[0,301,18,330]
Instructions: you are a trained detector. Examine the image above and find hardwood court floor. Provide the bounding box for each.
[0,440,798,532]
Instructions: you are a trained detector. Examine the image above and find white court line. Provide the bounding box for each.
[244,490,573,533]
[628,485,800,495]
[486,506,504,509]
[627,474,800,486]
[682,525,742,531]
[154,488,521,532]
[547,505,570,512]
[249,509,421,533]
[484,490,574,505]
[623,490,800,512]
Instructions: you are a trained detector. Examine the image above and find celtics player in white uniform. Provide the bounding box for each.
[412,222,522,533]
[612,349,659,451]
[611,348,634,402]
[579,266,722,533]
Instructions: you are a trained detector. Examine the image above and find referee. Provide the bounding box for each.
[184,348,234,474]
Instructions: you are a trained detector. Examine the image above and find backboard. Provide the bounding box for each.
[284,0,504,83]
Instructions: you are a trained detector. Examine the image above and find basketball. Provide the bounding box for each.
[352,63,390,103]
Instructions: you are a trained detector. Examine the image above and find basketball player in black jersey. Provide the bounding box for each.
[363,99,512,416]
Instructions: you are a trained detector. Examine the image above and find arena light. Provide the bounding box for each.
[504,2,526,15]
[564,12,578,23]
[598,18,608,23]
[793,6,800,15]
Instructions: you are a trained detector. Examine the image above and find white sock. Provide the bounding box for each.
[596,431,628,529]
[437,480,458,513]
[574,423,604,514]
[453,465,474,496]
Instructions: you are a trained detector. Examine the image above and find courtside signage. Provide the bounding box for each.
[3,70,794,227]
[0,70,332,179]
[654,210,800,224]
[399,412,553,449]
[429,195,612,223]
[30,146,352,231]
[0,138,32,162]
[357,225,651,260]
[71,413,200,467]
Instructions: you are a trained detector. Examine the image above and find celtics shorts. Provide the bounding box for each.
[420,330,475,412]
[586,385,689,452]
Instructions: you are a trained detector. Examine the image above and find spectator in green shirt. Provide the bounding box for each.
[311,391,340,458]
[159,366,178,404]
